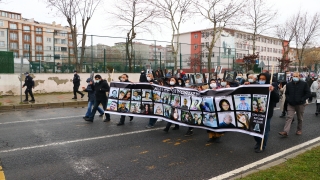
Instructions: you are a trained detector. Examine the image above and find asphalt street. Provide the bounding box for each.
[0,104,319,180]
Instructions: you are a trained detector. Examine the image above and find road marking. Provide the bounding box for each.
[0,115,83,125]
[209,136,320,180]
[0,127,163,154]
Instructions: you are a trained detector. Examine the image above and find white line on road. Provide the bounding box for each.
[0,115,84,125]
[209,136,320,180]
[0,127,163,154]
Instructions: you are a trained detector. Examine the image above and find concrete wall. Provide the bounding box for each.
[0,73,142,96]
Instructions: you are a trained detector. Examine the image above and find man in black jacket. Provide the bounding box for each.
[72,70,84,99]
[144,73,159,128]
[22,72,35,102]
[251,73,279,153]
[84,75,110,122]
[279,72,311,137]
[117,74,134,126]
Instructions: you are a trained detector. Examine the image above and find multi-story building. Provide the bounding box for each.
[0,10,73,64]
[175,28,285,72]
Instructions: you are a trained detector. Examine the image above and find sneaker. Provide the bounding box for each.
[99,114,104,117]
[116,122,124,126]
[23,99,28,102]
[278,131,288,137]
[145,125,154,129]
[103,119,110,122]
[72,97,77,99]
[184,130,194,137]
[279,113,286,118]
[29,99,35,102]
[163,128,169,132]
[255,148,265,153]
[316,113,318,116]
[83,117,93,122]
[129,116,134,121]
[296,131,302,135]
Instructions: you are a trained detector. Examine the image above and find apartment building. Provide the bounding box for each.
[0,10,73,63]
[176,28,285,72]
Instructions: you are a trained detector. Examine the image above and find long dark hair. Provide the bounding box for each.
[219,99,231,111]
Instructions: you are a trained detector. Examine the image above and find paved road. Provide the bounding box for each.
[0,104,319,180]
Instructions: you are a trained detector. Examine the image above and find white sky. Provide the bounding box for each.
[1,0,319,46]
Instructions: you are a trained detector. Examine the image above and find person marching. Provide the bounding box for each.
[72,70,85,99]
[145,73,159,128]
[311,78,320,115]
[22,72,35,102]
[82,78,104,119]
[117,74,134,126]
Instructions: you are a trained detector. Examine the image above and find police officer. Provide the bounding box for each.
[72,70,84,99]
[22,72,35,102]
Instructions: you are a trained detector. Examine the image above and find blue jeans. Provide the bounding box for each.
[254,117,271,149]
[85,101,104,117]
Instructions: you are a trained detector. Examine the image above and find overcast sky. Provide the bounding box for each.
[1,0,319,46]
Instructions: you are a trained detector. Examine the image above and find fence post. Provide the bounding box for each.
[160,52,162,69]
[104,48,106,73]
[53,32,55,73]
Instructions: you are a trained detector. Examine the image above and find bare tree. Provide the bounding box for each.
[294,12,320,69]
[194,0,245,76]
[303,47,320,70]
[108,0,158,72]
[240,0,277,54]
[46,0,101,72]
[148,0,193,70]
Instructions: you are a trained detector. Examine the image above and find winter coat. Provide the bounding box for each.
[285,80,311,106]
[23,76,34,88]
[310,80,320,103]
[84,84,95,102]
[94,80,110,100]
[73,74,81,86]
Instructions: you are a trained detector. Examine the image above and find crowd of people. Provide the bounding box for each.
[79,69,318,153]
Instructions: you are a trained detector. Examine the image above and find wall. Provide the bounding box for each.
[0,73,141,96]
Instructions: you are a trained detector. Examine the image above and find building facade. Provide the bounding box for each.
[175,28,285,73]
[0,10,73,64]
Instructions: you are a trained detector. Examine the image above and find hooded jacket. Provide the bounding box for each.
[257,73,280,119]
[94,79,110,100]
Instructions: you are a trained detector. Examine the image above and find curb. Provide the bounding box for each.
[0,101,87,112]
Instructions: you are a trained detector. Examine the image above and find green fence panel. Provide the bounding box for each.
[0,51,14,73]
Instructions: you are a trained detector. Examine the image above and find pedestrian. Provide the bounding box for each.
[117,74,134,126]
[252,73,279,153]
[307,73,316,102]
[22,72,35,102]
[279,82,288,118]
[82,78,104,119]
[310,78,320,115]
[72,70,84,99]
[84,75,111,122]
[279,72,310,137]
[145,73,159,128]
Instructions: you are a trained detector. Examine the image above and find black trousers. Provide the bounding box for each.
[119,115,133,123]
[165,122,179,130]
[316,103,320,113]
[25,88,35,100]
[73,85,84,98]
[89,99,110,120]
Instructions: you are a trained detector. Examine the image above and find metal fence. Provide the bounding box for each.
[0,28,255,73]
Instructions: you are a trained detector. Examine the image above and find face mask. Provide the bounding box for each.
[25,74,29,76]
[170,81,175,85]
[74,73,76,75]
[248,79,253,83]
[221,82,226,86]
[95,80,100,83]
[293,77,299,82]
[179,83,182,85]
[121,78,125,82]
[210,83,217,88]
[147,77,151,81]
[300,78,305,81]
[259,80,266,84]
[185,83,190,87]
[236,76,240,79]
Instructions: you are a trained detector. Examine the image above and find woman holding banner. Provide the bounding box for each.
[163,77,181,132]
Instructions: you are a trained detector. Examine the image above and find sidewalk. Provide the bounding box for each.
[0,93,88,111]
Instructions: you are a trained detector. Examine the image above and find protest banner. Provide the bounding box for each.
[105,82,271,138]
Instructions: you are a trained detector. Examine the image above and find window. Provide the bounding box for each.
[36,28,42,34]
[23,53,29,58]
[194,34,198,38]
[10,33,18,40]
[205,42,209,47]
[194,44,198,49]
[61,39,66,44]
[36,45,43,51]
[9,23,17,29]
[10,42,18,49]
[54,38,60,44]
[24,34,30,41]
[36,36,42,43]
[69,41,73,46]
[54,46,60,51]
[24,44,30,50]
[205,52,208,57]
[201,52,204,57]
[13,52,18,58]
[61,47,67,52]
[0,20,3,26]
[47,38,51,42]
[1,12,7,17]
[46,46,52,50]
[36,54,42,60]
[23,26,30,32]
[0,41,4,47]
[0,31,4,37]
[69,48,74,54]
[205,32,209,37]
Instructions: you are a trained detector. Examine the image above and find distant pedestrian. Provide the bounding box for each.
[72,70,84,99]
[22,72,35,102]
[84,75,111,122]
[82,78,104,119]
[279,72,311,137]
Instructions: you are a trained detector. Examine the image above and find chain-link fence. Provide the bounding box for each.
[0,27,257,73]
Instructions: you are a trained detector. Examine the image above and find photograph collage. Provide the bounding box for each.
[106,86,268,131]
